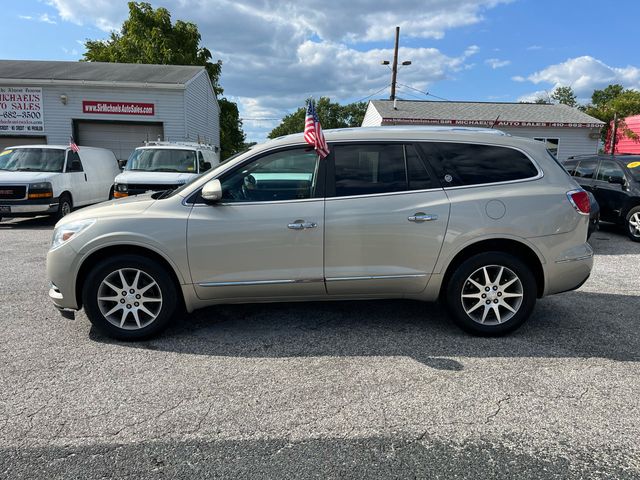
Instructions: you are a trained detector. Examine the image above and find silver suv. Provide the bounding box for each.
[47,126,593,340]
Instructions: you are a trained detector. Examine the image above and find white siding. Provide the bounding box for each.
[37,84,186,145]
[361,102,383,127]
[184,70,220,147]
[491,127,599,161]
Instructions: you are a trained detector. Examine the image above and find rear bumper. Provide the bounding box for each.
[545,242,594,296]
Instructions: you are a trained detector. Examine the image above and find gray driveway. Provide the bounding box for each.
[1,218,638,479]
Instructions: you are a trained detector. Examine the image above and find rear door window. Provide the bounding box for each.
[596,160,625,183]
[420,142,538,187]
[574,160,598,179]
[333,144,406,196]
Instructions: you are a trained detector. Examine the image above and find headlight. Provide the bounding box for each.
[28,182,53,199]
[50,219,95,250]
[114,183,128,192]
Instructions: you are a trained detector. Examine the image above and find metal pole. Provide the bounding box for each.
[390,26,399,101]
[611,112,618,155]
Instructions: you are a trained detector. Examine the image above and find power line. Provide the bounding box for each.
[396,82,450,101]
[353,84,392,104]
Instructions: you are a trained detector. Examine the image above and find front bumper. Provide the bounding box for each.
[0,197,59,216]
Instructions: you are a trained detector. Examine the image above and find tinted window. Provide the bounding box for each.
[66,151,83,172]
[596,161,625,183]
[220,148,318,202]
[406,145,434,190]
[423,143,538,187]
[334,144,406,196]
[574,160,598,179]
[563,160,579,176]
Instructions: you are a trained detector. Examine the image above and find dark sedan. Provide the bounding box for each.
[564,155,640,242]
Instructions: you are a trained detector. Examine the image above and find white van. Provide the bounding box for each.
[0,145,120,222]
[113,142,219,198]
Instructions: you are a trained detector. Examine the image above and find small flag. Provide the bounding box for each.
[69,136,80,153]
[304,100,329,158]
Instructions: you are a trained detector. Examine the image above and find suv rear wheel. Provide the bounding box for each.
[82,255,177,340]
[626,206,640,242]
[445,252,537,335]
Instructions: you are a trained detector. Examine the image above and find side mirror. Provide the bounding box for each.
[118,159,127,169]
[201,179,222,203]
[201,161,212,172]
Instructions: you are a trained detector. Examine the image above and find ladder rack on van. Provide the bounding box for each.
[143,140,217,151]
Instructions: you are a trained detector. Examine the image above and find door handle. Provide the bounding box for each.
[408,213,438,222]
[288,221,317,230]
[84,173,87,182]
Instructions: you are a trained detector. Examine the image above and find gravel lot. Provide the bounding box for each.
[1,217,639,479]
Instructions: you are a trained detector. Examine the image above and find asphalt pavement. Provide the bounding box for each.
[0,217,639,479]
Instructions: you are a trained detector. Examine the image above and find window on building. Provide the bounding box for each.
[421,142,539,187]
[533,137,560,157]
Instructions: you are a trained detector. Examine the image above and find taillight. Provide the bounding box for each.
[567,189,590,215]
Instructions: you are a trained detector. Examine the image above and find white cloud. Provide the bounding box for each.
[485,58,510,69]
[526,45,542,51]
[517,90,551,103]
[511,75,526,82]
[46,0,511,140]
[518,56,640,97]
[19,13,57,24]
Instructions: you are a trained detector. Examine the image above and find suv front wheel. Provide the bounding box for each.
[82,255,177,340]
[445,252,537,336]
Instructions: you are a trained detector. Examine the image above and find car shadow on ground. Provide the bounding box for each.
[589,223,639,255]
[89,289,640,367]
[0,216,54,230]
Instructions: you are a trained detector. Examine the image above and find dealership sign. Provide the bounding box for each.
[83,100,154,116]
[0,87,44,134]
[381,117,604,128]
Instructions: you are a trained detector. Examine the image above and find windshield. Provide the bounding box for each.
[164,148,252,198]
[626,160,640,181]
[0,148,65,172]
[126,148,197,173]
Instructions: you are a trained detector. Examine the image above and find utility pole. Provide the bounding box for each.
[390,26,400,101]
[381,27,410,103]
[610,112,618,155]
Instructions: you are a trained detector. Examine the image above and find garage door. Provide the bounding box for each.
[76,121,163,161]
[0,136,47,150]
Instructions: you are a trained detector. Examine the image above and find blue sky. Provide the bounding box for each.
[1,0,639,141]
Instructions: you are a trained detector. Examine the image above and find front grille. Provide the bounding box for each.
[128,184,178,192]
[0,185,26,200]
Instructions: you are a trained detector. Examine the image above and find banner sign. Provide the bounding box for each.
[0,87,44,134]
[83,100,154,116]
[382,117,604,128]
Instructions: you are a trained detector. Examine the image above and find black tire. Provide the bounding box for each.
[445,251,537,336]
[54,193,72,222]
[82,254,178,340]
[625,206,640,242]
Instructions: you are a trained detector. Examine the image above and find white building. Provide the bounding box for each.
[0,60,220,160]
[362,100,604,161]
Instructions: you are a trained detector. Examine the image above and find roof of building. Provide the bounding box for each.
[0,60,204,86]
[368,100,604,128]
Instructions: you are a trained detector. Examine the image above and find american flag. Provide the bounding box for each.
[304,100,329,158]
[69,136,80,153]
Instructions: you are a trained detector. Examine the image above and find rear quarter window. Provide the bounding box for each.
[419,142,539,187]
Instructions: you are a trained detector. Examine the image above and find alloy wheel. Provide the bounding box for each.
[460,265,524,325]
[97,268,163,330]
[629,213,640,238]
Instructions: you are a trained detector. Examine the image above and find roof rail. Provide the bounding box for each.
[143,140,217,150]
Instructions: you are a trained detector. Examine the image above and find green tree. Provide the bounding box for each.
[219,99,246,160]
[268,98,368,139]
[83,2,246,156]
[551,86,578,107]
[585,85,640,141]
